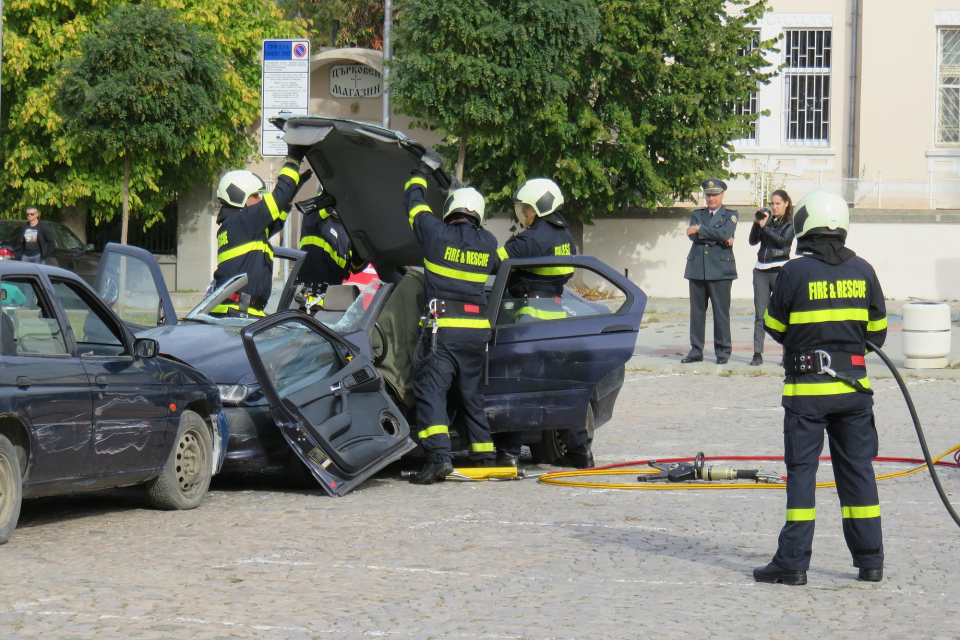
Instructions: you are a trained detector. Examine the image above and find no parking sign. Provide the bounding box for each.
[261,39,311,157]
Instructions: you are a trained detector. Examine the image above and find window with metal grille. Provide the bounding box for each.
[783,29,831,146]
[732,31,761,141]
[937,28,960,145]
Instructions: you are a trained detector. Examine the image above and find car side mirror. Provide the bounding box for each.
[322,284,360,312]
[87,244,95,251]
[133,337,159,359]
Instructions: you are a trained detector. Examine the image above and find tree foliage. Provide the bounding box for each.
[1,0,306,230]
[389,0,600,178]
[278,0,384,50]
[58,3,225,243]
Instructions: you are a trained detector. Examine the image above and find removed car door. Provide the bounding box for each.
[241,311,413,496]
[94,243,177,330]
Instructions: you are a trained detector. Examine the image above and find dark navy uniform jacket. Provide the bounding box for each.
[298,208,364,291]
[764,253,887,414]
[404,174,499,338]
[496,215,575,296]
[213,161,301,308]
[684,206,739,281]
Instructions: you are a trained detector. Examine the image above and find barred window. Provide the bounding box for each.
[733,31,761,141]
[937,28,960,145]
[783,29,831,146]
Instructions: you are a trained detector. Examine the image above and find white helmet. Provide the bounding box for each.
[793,189,850,239]
[443,187,485,225]
[514,178,564,218]
[218,170,266,208]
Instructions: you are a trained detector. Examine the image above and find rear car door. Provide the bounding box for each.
[241,311,414,496]
[94,243,177,330]
[484,256,646,433]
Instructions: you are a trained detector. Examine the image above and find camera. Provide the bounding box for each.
[755,207,771,221]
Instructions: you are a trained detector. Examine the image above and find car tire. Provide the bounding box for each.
[0,434,24,545]
[529,402,596,465]
[283,451,319,489]
[145,411,212,510]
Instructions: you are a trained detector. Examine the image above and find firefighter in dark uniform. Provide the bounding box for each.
[491,178,594,470]
[754,189,887,586]
[211,145,309,317]
[295,192,365,298]
[682,179,738,365]
[405,149,501,484]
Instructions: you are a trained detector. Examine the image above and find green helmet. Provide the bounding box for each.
[793,189,850,239]
[443,187,485,225]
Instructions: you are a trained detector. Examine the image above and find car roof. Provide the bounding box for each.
[0,260,84,283]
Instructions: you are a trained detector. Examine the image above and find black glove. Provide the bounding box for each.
[440,174,464,198]
[286,144,309,163]
[296,192,336,215]
[421,147,444,170]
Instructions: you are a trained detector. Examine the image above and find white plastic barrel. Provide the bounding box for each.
[901,302,952,369]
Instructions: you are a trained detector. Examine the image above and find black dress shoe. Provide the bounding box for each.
[749,353,763,366]
[858,567,883,582]
[680,355,703,364]
[716,357,729,365]
[408,461,453,484]
[554,445,595,469]
[496,453,519,467]
[753,561,807,585]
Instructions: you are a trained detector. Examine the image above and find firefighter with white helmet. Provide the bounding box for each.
[755,189,888,586]
[404,148,501,484]
[210,144,310,317]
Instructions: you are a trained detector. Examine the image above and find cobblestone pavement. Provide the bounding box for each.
[2,373,959,639]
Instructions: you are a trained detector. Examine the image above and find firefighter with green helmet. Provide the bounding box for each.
[754,188,888,586]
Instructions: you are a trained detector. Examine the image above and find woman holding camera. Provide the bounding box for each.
[748,189,795,366]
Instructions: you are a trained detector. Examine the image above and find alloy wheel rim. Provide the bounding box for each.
[175,429,205,497]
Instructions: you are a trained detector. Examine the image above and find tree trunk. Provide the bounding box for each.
[567,213,586,289]
[455,136,466,182]
[121,150,131,245]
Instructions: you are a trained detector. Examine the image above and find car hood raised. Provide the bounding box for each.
[273,114,455,278]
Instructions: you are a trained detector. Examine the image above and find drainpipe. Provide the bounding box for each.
[846,0,859,180]
[382,0,392,129]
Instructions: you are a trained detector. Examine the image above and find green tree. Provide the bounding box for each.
[463,0,778,248]
[1,0,306,234]
[278,0,384,51]
[389,0,600,180]
[57,3,225,244]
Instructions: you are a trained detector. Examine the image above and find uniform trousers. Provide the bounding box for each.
[413,333,494,465]
[774,405,884,572]
[688,279,732,359]
[752,268,780,353]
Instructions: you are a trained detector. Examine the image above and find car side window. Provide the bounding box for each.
[251,319,341,397]
[0,277,68,356]
[51,279,127,356]
[98,251,165,327]
[495,265,627,326]
[54,224,85,252]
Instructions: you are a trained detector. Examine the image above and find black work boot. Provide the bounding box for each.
[749,353,763,366]
[496,452,519,467]
[753,561,807,586]
[408,461,453,485]
[554,445,595,469]
[857,567,883,582]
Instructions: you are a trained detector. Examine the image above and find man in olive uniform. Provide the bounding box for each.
[682,179,738,365]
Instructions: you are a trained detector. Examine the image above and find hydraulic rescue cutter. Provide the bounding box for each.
[636,452,785,484]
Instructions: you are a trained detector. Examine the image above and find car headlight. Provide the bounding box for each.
[218,384,249,405]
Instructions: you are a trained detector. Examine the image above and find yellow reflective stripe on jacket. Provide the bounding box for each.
[418,424,449,439]
[783,378,871,396]
[470,442,494,453]
[279,166,300,184]
[299,236,347,268]
[842,505,881,519]
[406,176,428,190]
[217,241,274,264]
[408,204,431,228]
[209,302,266,317]
[786,508,816,521]
[423,258,489,283]
[764,309,787,332]
[788,308,869,324]
[263,193,288,222]
[515,306,567,320]
[867,317,888,332]
[497,247,508,261]
[437,317,491,329]
[521,265,575,276]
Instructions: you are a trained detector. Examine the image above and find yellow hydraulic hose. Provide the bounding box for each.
[538,444,960,490]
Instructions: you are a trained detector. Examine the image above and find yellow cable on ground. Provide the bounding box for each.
[538,444,960,490]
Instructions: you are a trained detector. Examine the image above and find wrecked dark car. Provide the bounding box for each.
[122,116,647,496]
[0,251,228,544]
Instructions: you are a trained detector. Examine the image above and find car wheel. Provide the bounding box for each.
[145,411,212,510]
[282,451,319,489]
[529,402,596,465]
[0,435,23,545]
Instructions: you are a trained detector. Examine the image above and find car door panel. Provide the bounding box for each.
[94,243,177,329]
[242,312,413,497]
